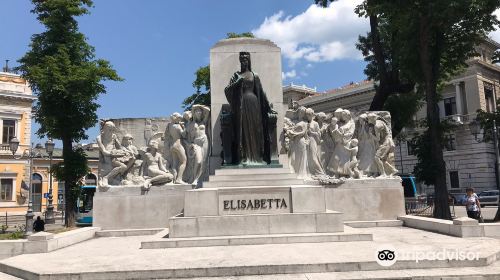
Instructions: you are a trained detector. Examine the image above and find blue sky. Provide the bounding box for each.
[1,0,370,145]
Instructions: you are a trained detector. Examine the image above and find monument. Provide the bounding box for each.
[93,37,405,236]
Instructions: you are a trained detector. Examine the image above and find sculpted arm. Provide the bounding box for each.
[97,135,112,156]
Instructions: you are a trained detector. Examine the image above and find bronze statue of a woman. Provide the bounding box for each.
[224,52,273,165]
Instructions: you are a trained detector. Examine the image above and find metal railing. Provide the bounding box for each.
[405,197,455,217]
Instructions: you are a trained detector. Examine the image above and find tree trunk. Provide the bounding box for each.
[418,20,452,220]
[368,13,390,111]
[369,86,390,111]
[62,137,76,227]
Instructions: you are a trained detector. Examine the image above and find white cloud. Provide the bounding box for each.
[282,69,297,80]
[253,0,368,63]
[490,9,500,42]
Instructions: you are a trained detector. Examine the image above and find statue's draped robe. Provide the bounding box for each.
[224,72,272,164]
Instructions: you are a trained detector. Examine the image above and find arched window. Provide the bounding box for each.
[85,173,97,186]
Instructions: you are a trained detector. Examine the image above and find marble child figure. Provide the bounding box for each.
[143,140,173,189]
[224,51,274,165]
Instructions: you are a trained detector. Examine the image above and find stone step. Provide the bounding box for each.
[215,167,292,176]
[2,252,498,280]
[209,173,298,182]
[202,178,307,188]
[169,211,343,238]
[141,232,372,249]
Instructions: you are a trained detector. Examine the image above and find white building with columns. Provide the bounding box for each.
[283,39,500,196]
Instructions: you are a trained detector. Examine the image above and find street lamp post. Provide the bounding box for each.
[9,137,55,235]
[45,139,55,224]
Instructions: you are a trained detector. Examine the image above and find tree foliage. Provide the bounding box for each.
[18,0,122,226]
[181,32,255,110]
[316,0,420,138]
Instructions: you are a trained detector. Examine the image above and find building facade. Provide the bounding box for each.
[283,39,500,196]
[0,71,36,213]
[0,70,99,215]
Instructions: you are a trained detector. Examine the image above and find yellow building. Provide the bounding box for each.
[0,70,36,214]
[0,69,99,215]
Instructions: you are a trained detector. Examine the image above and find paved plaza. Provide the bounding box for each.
[1,225,499,279]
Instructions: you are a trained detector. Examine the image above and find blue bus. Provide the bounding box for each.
[76,185,96,226]
[400,175,418,198]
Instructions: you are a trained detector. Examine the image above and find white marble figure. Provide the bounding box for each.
[285,107,308,178]
[184,105,210,185]
[344,139,360,179]
[165,112,187,184]
[305,108,325,176]
[356,113,377,177]
[97,121,128,187]
[367,113,398,177]
[282,106,398,182]
[142,140,174,189]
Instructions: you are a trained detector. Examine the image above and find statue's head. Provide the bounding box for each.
[122,134,134,146]
[296,106,306,120]
[358,113,367,124]
[101,121,116,135]
[331,117,338,126]
[305,108,315,121]
[149,140,159,151]
[183,111,192,122]
[171,112,182,123]
[350,138,359,147]
[316,112,326,123]
[367,113,378,124]
[192,106,204,122]
[342,109,351,121]
[239,52,251,71]
[334,108,344,120]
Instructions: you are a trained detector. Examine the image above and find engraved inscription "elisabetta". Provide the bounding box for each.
[223,198,287,211]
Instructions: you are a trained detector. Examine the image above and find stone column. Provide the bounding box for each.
[455,82,463,115]
[209,38,284,172]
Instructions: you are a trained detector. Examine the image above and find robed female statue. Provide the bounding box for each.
[224,52,273,165]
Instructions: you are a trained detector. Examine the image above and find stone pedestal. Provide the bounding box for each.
[324,178,406,221]
[93,184,192,230]
[209,38,284,172]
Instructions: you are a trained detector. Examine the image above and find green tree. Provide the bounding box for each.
[392,1,499,219]
[18,0,122,227]
[182,32,255,110]
[316,1,420,139]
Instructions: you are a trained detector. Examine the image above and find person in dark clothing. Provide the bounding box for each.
[33,216,45,232]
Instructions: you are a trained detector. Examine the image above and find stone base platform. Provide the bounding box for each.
[93,184,193,230]
[141,231,373,249]
[2,227,500,280]
[169,211,343,238]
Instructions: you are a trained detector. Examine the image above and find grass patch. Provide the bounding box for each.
[0,232,25,240]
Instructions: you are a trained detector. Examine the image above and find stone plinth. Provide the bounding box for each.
[324,178,406,221]
[93,185,192,230]
[209,38,284,172]
[169,211,343,238]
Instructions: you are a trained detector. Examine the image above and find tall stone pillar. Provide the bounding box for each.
[209,38,284,172]
[455,82,463,115]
